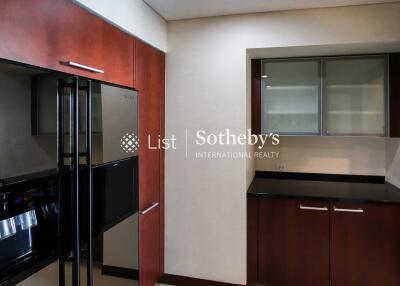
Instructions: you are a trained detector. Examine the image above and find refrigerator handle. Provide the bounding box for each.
[57,79,65,170]
[86,80,93,286]
[72,77,80,286]
[57,78,65,286]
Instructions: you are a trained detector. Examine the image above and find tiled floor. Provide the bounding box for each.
[17,261,138,286]
[16,261,174,286]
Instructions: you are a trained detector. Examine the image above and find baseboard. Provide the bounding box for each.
[160,274,246,286]
[101,265,139,280]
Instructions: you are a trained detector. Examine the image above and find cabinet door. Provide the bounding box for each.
[258,198,329,286]
[261,60,321,135]
[331,203,400,286]
[140,207,161,286]
[136,39,163,286]
[389,53,400,137]
[247,197,259,284]
[0,0,134,87]
[323,57,387,136]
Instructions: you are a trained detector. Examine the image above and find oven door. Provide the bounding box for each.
[0,177,59,286]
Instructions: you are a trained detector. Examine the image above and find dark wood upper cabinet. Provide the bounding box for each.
[389,53,400,137]
[251,59,261,135]
[330,203,400,286]
[0,0,134,87]
[258,198,330,286]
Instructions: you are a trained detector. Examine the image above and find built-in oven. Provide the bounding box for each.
[0,174,59,285]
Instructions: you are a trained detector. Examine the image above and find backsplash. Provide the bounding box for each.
[256,136,387,176]
[386,138,400,187]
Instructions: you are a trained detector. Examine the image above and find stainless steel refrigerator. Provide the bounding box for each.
[0,60,139,286]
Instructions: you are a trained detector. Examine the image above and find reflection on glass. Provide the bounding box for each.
[261,60,320,134]
[323,57,386,136]
[91,83,138,165]
[0,63,57,181]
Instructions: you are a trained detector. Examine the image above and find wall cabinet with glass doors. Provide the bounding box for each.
[252,55,393,137]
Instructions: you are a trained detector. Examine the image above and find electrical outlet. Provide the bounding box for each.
[277,164,286,171]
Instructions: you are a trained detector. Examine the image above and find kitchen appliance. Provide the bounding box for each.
[0,174,58,285]
[0,60,139,286]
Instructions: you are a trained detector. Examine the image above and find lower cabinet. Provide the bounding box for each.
[258,199,330,286]
[331,203,400,286]
[249,197,400,286]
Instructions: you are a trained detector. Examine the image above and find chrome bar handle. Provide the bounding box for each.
[86,80,93,286]
[140,202,159,215]
[72,77,80,286]
[333,207,364,213]
[65,61,104,74]
[57,78,66,286]
[300,205,328,211]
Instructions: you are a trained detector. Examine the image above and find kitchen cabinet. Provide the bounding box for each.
[252,55,389,136]
[247,197,259,285]
[330,203,400,286]
[0,0,134,87]
[248,197,400,286]
[323,57,386,136]
[257,198,330,286]
[389,53,400,137]
[261,60,320,135]
[136,39,165,286]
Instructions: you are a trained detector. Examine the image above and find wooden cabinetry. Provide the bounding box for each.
[257,198,329,286]
[248,197,400,286]
[330,203,400,286]
[0,2,165,285]
[389,53,400,137]
[0,0,134,87]
[136,39,165,286]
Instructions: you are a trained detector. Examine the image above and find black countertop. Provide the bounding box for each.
[248,172,400,204]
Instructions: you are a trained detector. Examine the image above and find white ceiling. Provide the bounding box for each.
[144,0,399,20]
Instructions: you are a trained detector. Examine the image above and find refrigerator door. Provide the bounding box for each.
[91,83,139,164]
[1,59,139,286]
[88,83,139,286]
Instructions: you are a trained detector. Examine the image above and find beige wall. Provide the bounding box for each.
[386,138,400,186]
[166,3,400,284]
[256,137,386,175]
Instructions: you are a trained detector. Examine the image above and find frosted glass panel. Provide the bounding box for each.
[261,60,320,134]
[323,57,386,136]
